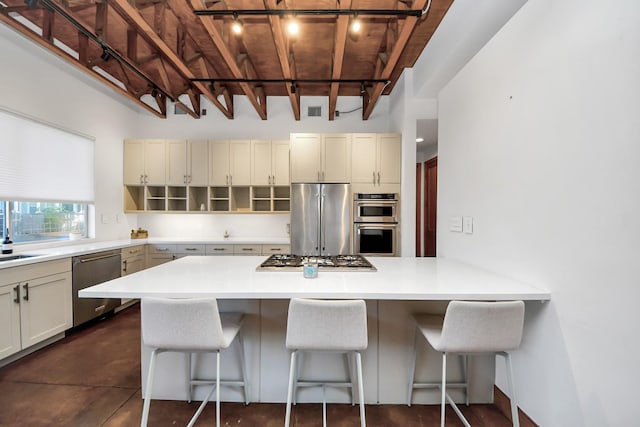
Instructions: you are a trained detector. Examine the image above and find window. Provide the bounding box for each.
[1,108,94,244]
[2,201,88,243]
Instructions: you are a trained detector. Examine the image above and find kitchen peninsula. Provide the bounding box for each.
[80,256,550,405]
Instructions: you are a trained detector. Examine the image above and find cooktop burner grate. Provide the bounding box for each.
[257,254,376,271]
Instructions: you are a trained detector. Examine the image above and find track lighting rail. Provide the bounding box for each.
[194,9,423,18]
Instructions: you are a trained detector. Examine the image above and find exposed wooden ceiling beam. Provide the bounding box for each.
[108,0,236,118]
[0,11,166,118]
[264,0,299,120]
[190,0,268,120]
[329,0,352,121]
[363,0,428,119]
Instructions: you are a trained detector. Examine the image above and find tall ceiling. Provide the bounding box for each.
[0,0,454,120]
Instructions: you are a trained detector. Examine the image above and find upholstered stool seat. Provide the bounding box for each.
[284,298,368,427]
[140,297,249,427]
[408,300,525,427]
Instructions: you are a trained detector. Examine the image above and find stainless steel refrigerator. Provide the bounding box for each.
[290,183,351,255]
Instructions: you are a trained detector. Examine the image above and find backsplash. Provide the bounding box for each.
[136,213,290,240]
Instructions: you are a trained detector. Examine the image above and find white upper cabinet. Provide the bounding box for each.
[377,134,401,185]
[251,140,290,185]
[290,133,321,182]
[188,139,209,186]
[209,140,230,186]
[351,133,401,189]
[272,140,290,185]
[209,140,251,186]
[229,140,251,185]
[166,140,187,185]
[290,133,350,183]
[322,134,351,183]
[124,139,166,185]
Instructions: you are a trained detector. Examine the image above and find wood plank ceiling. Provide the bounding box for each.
[0,0,453,120]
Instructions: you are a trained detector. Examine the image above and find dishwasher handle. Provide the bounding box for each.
[75,253,121,264]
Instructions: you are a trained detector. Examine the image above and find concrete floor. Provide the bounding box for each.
[0,304,513,426]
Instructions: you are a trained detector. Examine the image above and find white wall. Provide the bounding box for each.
[438,0,640,425]
[1,24,393,243]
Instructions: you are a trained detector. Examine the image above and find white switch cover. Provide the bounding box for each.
[463,216,473,234]
[450,216,463,232]
[101,214,111,224]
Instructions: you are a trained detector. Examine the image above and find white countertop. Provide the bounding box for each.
[79,255,550,301]
[0,237,290,269]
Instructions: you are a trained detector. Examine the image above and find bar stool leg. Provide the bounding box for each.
[356,351,366,427]
[347,352,356,405]
[440,352,447,427]
[500,351,520,427]
[237,333,249,404]
[216,351,221,427]
[141,349,158,427]
[284,351,298,427]
[186,352,192,403]
[407,326,419,406]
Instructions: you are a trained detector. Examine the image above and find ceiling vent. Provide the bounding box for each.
[174,104,187,115]
[308,106,322,117]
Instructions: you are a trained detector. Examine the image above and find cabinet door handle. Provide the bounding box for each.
[140,174,144,184]
[13,285,20,303]
[23,283,29,301]
[185,248,198,251]
[242,248,254,251]
[156,247,170,252]
[213,248,225,251]
[372,171,376,185]
[377,171,381,185]
[123,259,128,272]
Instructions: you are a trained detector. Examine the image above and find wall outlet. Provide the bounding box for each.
[463,216,473,234]
[449,216,463,232]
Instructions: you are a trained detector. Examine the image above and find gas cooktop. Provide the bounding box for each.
[256,254,376,271]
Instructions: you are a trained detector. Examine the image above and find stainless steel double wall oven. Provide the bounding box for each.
[353,193,399,256]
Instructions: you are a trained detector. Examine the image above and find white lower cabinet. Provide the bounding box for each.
[233,244,262,256]
[0,259,72,361]
[146,244,177,267]
[121,245,146,305]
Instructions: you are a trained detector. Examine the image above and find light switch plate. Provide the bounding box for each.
[463,216,473,234]
[450,216,463,232]
[101,214,110,224]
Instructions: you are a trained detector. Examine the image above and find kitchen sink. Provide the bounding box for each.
[0,254,40,262]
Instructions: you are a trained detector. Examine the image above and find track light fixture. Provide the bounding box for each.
[231,12,243,35]
[360,82,366,95]
[351,14,361,33]
[287,17,299,35]
[151,87,159,98]
[100,47,110,61]
[290,82,296,93]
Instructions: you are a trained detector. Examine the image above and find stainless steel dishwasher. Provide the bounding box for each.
[72,249,122,327]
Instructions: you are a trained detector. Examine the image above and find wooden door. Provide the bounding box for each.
[424,157,437,257]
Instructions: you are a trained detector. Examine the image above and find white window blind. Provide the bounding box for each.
[0,108,95,203]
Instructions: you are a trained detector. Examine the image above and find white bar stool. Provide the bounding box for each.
[284,298,368,427]
[140,297,249,427]
[407,300,525,427]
